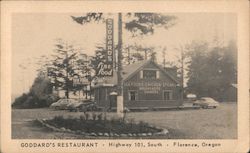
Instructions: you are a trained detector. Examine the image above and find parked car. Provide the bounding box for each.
[50,98,78,110]
[186,93,197,102]
[67,99,97,112]
[193,97,219,109]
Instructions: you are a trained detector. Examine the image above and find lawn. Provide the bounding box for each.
[11,102,237,139]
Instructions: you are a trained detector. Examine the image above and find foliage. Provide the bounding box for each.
[71,13,176,66]
[71,13,104,24]
[12,73,60,109]
[46,40,79,98]
[45,115,161,134]
[12,93,29,108]
[30,72,53,97]
[122,44,157,65]
[71,13,176,36]
[125,13,177,36]
[90,44,107,76]
[37,39,95,99]
[186,40,237,101]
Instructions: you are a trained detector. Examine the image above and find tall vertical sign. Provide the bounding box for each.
[96,18,114,76]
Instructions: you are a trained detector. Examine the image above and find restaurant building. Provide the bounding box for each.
[93,60,182,110]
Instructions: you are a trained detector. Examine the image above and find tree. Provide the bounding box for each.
[73,53,91,98]
[122,44,152,65]
[125,13,176,36]
[12,72,59,108]
[131,44,156,60]
[90,45,107,76]
[47,40,78,98]
[186,41,210,97]
[186,40,237,101]
[131,52,144,62]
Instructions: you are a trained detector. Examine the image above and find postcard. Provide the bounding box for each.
[1,0,249,153]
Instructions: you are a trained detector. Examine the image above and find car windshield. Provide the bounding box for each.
[58,99,66,103]
[59,99,76,103]
[201,98,216,102]
[201,97,210,100]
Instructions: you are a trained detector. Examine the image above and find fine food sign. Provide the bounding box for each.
[97,18,114,76]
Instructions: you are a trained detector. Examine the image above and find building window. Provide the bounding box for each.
[163,90,173,100]
[98,89,102,101]
[129,91,137,101]
[143,70,157,79]
[104,88,107,101]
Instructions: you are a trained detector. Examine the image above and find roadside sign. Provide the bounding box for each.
[96,18,114,76]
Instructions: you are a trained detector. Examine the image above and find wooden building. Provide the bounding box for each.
[93,60,182,110]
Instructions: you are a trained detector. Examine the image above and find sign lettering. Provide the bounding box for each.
[124,81,176,94]
[124,81,176,87]
[96,18,114,76]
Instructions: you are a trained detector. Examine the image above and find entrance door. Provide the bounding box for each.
[110,95,117,109]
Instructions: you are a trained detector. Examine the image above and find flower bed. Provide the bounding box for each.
[34,113,169,137]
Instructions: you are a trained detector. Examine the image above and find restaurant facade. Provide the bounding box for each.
[93,60,183,110]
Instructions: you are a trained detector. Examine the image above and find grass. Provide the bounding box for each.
[12,103,237,139]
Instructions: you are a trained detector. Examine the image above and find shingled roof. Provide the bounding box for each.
[96,60,180,86]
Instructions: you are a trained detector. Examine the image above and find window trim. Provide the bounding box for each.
[128,90,137,101]
[163,90,173,100]
[142,69,158,79]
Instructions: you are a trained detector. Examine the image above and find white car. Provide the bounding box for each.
[50,98,78,110]
[193,97,219,109]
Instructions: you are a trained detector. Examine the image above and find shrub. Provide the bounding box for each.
[85,113,90,120]
[12,74,59,109]
[128,118,135,128]
[12,93,29,108]
[80,115,86,121]
[92,113,97,120]
[42,115,161,135]
[97,113,103,121]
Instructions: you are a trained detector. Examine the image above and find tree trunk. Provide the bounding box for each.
[180,47,184,104]
[65,50,69,99]
[127,47,130,64]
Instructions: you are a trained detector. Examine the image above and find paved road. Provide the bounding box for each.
[12,102,237,139]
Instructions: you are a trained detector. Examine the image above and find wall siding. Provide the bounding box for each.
[95,62,182,109]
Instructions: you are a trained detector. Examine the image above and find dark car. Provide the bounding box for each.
[67,99,97,112]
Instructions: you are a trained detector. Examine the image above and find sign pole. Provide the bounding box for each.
[117,13,124,118]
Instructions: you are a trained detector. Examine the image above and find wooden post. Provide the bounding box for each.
[117,13,124,118]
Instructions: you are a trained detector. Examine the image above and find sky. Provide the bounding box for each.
[11,13,237,97]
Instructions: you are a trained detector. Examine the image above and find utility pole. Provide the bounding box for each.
[162,47,166,68]
[180,46,184,104]
[117,13,124,118]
